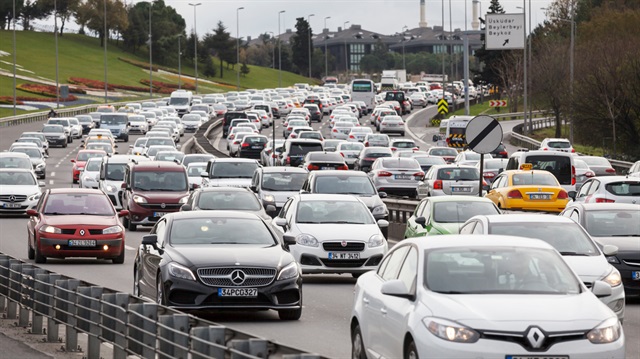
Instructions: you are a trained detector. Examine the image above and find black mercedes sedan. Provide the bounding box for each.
[133,211,303,320]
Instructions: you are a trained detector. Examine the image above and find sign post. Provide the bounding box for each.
[485,14,525,50]
[437,98,448,115]
[464,115,504,197]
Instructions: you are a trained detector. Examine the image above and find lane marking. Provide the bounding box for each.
[50,172,55,177]
[49,180,54,185]
[125,245,136,251]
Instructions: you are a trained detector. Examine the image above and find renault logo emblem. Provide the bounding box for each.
[526,327,545,349]
[9,195,16,202]
[160,203,166,209]
[79,229,85,236]
[230,270,246,285]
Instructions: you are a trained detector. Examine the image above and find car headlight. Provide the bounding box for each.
[602,267,622,287]
[83,175,96,182]
[36,163,45,169]
[105,184,117,193]
[368,234,385,248]
[372,204,387,215]
[133,195,147,204]
[263,194,275,203]
[168,262,196,281]
[179,196,189,204]
[587,317,622,344]
[423,317,479,343]
[59,135,66,139]
[296,233,319,247]
[277,262,300,281]
[102,225,123,234]
[40,225,62,234]
[28,192,41,202]
[606,256,620,264]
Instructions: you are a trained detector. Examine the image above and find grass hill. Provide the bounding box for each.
[0,30,318,118]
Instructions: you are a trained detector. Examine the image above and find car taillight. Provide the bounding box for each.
[241,142,249,148]
[316,111,321,115]
[412,147,419,151]
[378,171,393,177]
[333,128,338,133]
[571,165,576,185]
[585,170,595,177]
[286,156,291,164]
[605,168,616,174]
[364,141,369,147]
[413,171,424,177]
[340,152,345,157]
[349,135,356,139]
[433,179,443,189]
[484,172,495,178]
[557,190,569,199]
[364,157,375,161]
[234,140,241,144]
[390,147,397,152]
[287,127,292,131]
[595,198,615,203]
[571,148,576,153]
[308,164,319,170]
[338,164,349,170]
[507,190,522,199]
[542,147,548,151]
[290,134,297,138]
[229,134,235,139]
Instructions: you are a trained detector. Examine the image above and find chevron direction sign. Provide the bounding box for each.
[438,98,449,114]
[489,100,507,107]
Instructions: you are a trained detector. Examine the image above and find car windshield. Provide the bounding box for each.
[187,165,206,176]
[87,144,112,153]
[489,222,599,256]
[210,162,259,179]
[262,172,307,191]
[584,210,640,237]
[314,176,376,195]
[0,171,36,185]
[393,141,416,148]
[526,156,572,185]
[134,138,148,147]
[415,157,446,165]
[462,152,481,160]
[169,217,276,245]
[44,193,115,215]
[425,247,581,294]
[100,115,127,125]
[156,152,185,162]
[197,191,262,210]
[339,143,364,151]
[12,148,41,158]
[77,152,104,162]
[289,143,323,156]
[437,168,479,180]
[169,97,189,106]
[0,157,32,169]
[433,201,499,223]
[582,157,611,166]
[512,173,558,186]
[146,138,174,147]
[604,181,640,196]
[483,160,507,170]
[296,200,374,224]
[43,125,63,133]
[133,171,187,191]
[183,155,214,167]
[48,119,69,126]
[182,115,201,122]
[105,164,126,181]
[430,148,458,156]
[85,159,102,171]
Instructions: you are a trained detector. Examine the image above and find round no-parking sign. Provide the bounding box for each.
[465,115,503,154]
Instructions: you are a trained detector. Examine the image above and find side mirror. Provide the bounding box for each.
[141,234,158,247]
[568,190,577,200]
[378,191,387,198]
[114,145,118,148]
[415,217,427,226]
[190,183,199,190]
[275,218,287,227]
[380,279,413,299]
[118,209,129,217]
[377,219,389,228]
[200,171,209,178]
[602,245,618,256]
[283,234,297,246]
[38,181,45,187]
[44,154,49,158]
[70,159,75,163]
[250,185,257,193]
[129,145,134,148]
[26,209,38,216]
[266,205,277,214]
[176,144,182,150]
[432,134,438,142]
[181,204,192,211]
[120,182,128,189]
[591,280,612,298]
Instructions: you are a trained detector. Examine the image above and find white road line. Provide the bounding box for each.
[55,164,60,168]
[125,245,136,251]
[49,180,54,185]
[50,172,55,177]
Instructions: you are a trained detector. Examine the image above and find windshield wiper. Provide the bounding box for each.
[607,234,640,237]
[559,251,589,256]
[44,212,65,215]
[296,221,321,224]
[325,221,363,224]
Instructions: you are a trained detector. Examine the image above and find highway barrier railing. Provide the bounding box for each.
[0,101,142,127]
[0,253,324,359]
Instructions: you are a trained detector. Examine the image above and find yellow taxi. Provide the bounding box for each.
[484,166,570,213]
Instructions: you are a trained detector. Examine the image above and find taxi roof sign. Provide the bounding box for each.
[520,163,533,171]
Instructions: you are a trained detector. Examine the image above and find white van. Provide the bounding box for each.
[168,90,193,117]
[445,115,473,149]
[505,150,576,193]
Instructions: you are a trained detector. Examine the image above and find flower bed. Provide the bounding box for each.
[0,96,24,105]
[69,77,115,91]
[17,83,86,97]
[0,95,77,103]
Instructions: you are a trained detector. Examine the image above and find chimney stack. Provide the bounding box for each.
[472,0,480,30]
[419,0,427,28]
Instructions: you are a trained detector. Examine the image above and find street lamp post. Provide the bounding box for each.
[189,2,201,94]
[178,35,182,89]
[12,0,16,115]
[236,7,244,91]
[54,0,59,109]
[148,1,153,98]
[278,10,285,87]
[324,16,331,79]
[343,21,349,77]
[103,0,108,103]
[401,25,408,70]
[308,14,314,79]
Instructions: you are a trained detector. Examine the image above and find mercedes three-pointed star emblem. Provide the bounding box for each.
[230,270,246,285]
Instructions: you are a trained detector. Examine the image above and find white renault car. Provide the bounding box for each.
[272,194,388,277]
[351,235,625,359]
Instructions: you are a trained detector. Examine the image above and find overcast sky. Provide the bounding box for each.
[155,0,553,39]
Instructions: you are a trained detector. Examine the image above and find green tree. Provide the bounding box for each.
[289,17,312,76]
[203,55,216,77]
[75,0,128,47]
[0,0,23,30]
[240,62,250,76]
[202,21,234,77]
[39,0,81,35]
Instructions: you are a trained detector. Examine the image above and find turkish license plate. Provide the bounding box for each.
[153,212,169,217]
[252,145,263,149]
[530,194,551,200]
[218,288,258,297]
[387,123,397,126]
[395,174,411,180]
[321,166,335,170]
[68,239,96,247]
[633,271,640,280]
[506,356,569,359]
[3,203,21,208]
[452,187,471,192]
[328,252,360,260]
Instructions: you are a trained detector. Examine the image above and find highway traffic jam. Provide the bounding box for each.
[1,81,639,359]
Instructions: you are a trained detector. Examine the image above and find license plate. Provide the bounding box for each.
[3,203,21,208]
[321,167,334,170]
[251,145,263,149]
[452,187,471,192]
[395,174,411,180]
[387,123,397,126]
[530,194,551,200]
[68,239,96,247]
[328,252,360,260]
[506,356,569,359]
[153,212,169,217]
[217,288,258,297]
[633,271,640,280]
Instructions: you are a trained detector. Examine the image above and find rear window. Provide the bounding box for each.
[512,173,558,186]
[605,181,640,196]
[547,141,571,149]
[392,141,416,149]
[289,143,323,156]
[525,155,572,185]
[381,158,420,169]
[308,152,342,161]
[437,167,480,180]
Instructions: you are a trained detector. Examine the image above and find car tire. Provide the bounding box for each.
[156,275,165,305]
[401,132,405,136]
[112,248,125,264]
[128,216,137,231]
[68,137,72,144]
[124,135,129,143]
[351,323,367,359]
[122,214,129,228]
[27,241,35,260]
[34,241,46,264]
[278,307,302,320]
[73,178,77,184]
[405,339,419,359]
[63,142,68,148]
[41,173,46,180]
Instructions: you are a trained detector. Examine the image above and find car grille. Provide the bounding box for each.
[108,194,117,206]
[322,242,365,252]
[622,260,640,267]
[59,228,104,235]
[319,258,367,268]
[138,203,182,210]
[0,195,27,203]
[197,267,276,287]
[477,328,587,351]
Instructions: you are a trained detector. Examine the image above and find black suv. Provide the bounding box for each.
[384,91,409,115]
[222,111,247,137]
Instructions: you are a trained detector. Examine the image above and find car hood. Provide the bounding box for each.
[353,195,384,210]
[592,236,640,254]
[562,255,611,282]
[167,244,293,269]
[206,178,252,188]
[29,158,45,165]
[134,191,189,202]
[296,223,380,241]
[43,214,118,226]
[1,185,40,196]
[423,292,609,331]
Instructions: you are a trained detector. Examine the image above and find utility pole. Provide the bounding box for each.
[189,2,201,94]
[236,7,244,91]
[12,0,16,115]
[308,14,315,79]
[54,0,59,109]
[149,1,153,98]
[278,10,285,87]
[324,16,331,80]
[103,0,108,103]
[178,35,182,89]
[343,21,349,78]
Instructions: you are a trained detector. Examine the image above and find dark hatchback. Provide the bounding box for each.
[133,211,302,320]
[238,135,268,159]
[354,147,393,173]
[300,151,348,171]
[222,111,247,137]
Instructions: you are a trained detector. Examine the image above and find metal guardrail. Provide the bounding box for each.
[0,253,322,359]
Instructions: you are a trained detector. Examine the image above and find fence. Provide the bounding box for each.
[0,254,322,359]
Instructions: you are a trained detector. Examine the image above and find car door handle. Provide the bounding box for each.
[380,308,387,315]
[363,297,369,305]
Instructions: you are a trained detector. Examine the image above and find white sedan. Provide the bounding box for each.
[351,235,625,359]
